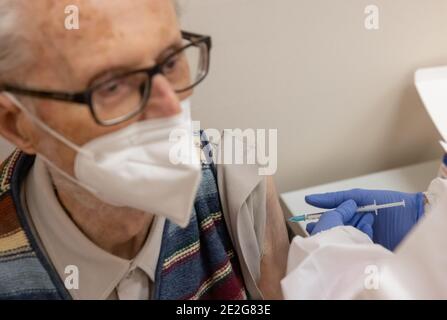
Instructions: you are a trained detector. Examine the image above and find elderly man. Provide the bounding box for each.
[0,0,289,300]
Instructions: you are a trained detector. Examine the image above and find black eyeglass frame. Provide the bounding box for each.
[0,31,212,126]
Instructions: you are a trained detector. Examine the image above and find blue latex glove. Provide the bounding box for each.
[305,189,426,251]
[306,199,375,239]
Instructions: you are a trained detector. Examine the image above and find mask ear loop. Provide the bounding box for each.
[37,153,99,195]
[3,92,92,157]
[3,92,98,195]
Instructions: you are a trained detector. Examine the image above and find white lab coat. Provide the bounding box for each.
[281,178,447,299]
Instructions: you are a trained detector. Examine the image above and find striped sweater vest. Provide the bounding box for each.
[0,148,247,300]
[438,154,447,179]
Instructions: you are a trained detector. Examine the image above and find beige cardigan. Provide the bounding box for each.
[213,132,267,300]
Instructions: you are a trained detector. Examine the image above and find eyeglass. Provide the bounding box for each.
[0,31,212,126]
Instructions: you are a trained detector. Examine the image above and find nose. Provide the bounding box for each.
[140,74,182,120]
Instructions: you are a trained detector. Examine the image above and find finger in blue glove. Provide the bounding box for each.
[308,199,357,236]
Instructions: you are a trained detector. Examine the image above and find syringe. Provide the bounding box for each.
[288,200,406,223]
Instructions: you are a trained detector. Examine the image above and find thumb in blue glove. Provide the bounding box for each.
[306,199,375,239]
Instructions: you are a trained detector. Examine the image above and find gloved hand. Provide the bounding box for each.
[305,189,426,251]
[306,199,375,239]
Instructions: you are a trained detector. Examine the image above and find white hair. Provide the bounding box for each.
[0,0,32,81]
[0,0,181,82]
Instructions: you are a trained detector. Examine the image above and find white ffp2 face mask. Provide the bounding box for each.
[5,93,202,228]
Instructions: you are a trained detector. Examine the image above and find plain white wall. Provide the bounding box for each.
[0,0,445,193]
[178,0,446,192]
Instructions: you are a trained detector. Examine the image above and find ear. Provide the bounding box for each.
[0,94,37,154]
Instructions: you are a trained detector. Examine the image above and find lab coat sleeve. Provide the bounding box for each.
[281,226,393,300]
[355,178,447,299]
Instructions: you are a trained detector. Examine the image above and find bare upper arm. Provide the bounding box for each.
[258,176,290,299]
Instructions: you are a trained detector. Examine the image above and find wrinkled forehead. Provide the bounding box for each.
[25,0,180,89]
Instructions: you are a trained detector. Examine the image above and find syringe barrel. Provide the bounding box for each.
[306,212,323,220]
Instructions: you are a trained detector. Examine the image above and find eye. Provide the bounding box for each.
[99,80,123,94]
[162,54,181,74]
[97,79,127,97]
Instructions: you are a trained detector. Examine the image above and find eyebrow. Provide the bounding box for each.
[86,38,183,88]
